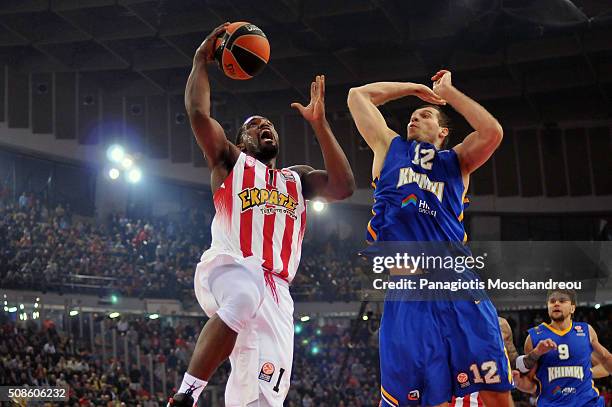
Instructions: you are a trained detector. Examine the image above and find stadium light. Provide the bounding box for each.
[311,346,320,355]
[300,315,310,322]
[107,145,125,162]
[3,306,7,312]
[109,312,120,319]
[362,314,369,321]
[127,168,142,184]
[69,310,79,317]
[149,314,159,320]
[108,168,120,180]
[110,294,119,304]
[34,303,38,308]
[294,324,303,334]
[32,311,39,320]
[19,304,24,310]
[312,200,325,212]
[594,303,601,309]
[121,156,134,170]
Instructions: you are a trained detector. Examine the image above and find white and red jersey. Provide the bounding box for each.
[202,152,307,283]
[450,393,483,407]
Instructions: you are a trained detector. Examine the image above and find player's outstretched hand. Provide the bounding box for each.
[534,338,557,356]
[291,75,326,124]
[431,69,454,98]
[412,84,446,106]
[196,22,230,63]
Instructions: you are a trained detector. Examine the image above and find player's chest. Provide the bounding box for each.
[541,333,591,366]
[238,166,302,216]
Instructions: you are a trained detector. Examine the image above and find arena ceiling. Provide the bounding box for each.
[0,0,610,195]
[0,0,610,118]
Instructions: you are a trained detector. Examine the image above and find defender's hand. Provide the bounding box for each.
[291,75,326,123]
[534,339,557,356]
[196,22,230,63]
[431,69,454,98]
[412,84,446,105]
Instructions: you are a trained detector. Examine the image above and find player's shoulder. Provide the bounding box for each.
[529,323,547,336]
[287,165,314,177]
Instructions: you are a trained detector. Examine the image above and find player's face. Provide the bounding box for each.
[240,116,279,161]
[547,293,575,322]
[407,108,447,148]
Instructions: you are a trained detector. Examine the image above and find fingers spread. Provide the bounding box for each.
[291,102,305,112]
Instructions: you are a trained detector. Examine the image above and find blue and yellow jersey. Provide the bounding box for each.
[367,137,469,245]
[529,322,602,406]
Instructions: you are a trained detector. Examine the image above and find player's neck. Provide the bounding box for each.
[263,159,276,169]
[249,152,276,168]
[549,318,572,332]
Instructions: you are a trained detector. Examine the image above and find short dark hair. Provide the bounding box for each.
[417,105,451,148]
[235,115,265,145]
[547,289,577,305]
[234,124,245,145]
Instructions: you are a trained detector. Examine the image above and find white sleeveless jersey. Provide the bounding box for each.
[202,152,307,283]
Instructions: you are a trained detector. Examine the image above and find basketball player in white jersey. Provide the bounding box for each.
[168,24,355,407]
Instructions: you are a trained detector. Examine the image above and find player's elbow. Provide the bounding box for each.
[483,122,503,149]
[347,86,371,107]
[347,87,361,109]
[340,178,357,200]
[185,104,209,120]
[329,178,356,201]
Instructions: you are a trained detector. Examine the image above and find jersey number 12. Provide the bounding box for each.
[412,144,435,170]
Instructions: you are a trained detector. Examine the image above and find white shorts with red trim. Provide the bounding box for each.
[194,253,294,407]
[450,392,482,407]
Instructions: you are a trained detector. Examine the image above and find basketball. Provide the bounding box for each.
[214,22,270,80]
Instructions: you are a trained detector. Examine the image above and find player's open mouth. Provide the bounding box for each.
[261,130,274,141]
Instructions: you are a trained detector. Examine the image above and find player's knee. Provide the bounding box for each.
[211,267,262,333]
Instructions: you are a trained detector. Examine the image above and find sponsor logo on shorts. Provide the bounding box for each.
[407,390,420,401]
[258,362,275,382]
[457,372,471,388]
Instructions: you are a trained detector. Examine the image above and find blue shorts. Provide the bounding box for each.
[379,299,513,406]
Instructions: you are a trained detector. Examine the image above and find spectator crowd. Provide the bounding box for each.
[0,193,363,303]
[1,306,611,406]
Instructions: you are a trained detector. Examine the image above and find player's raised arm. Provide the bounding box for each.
[185,23,239,171]
[290,75,355,201]
[588,324,612,374]
[347,81,445,152]
[432,70,503,176]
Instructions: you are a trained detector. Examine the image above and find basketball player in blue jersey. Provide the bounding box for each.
[513,290,612,406]
[348,70,513,406]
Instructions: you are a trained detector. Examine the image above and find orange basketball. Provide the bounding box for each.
[214,22,270,80]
